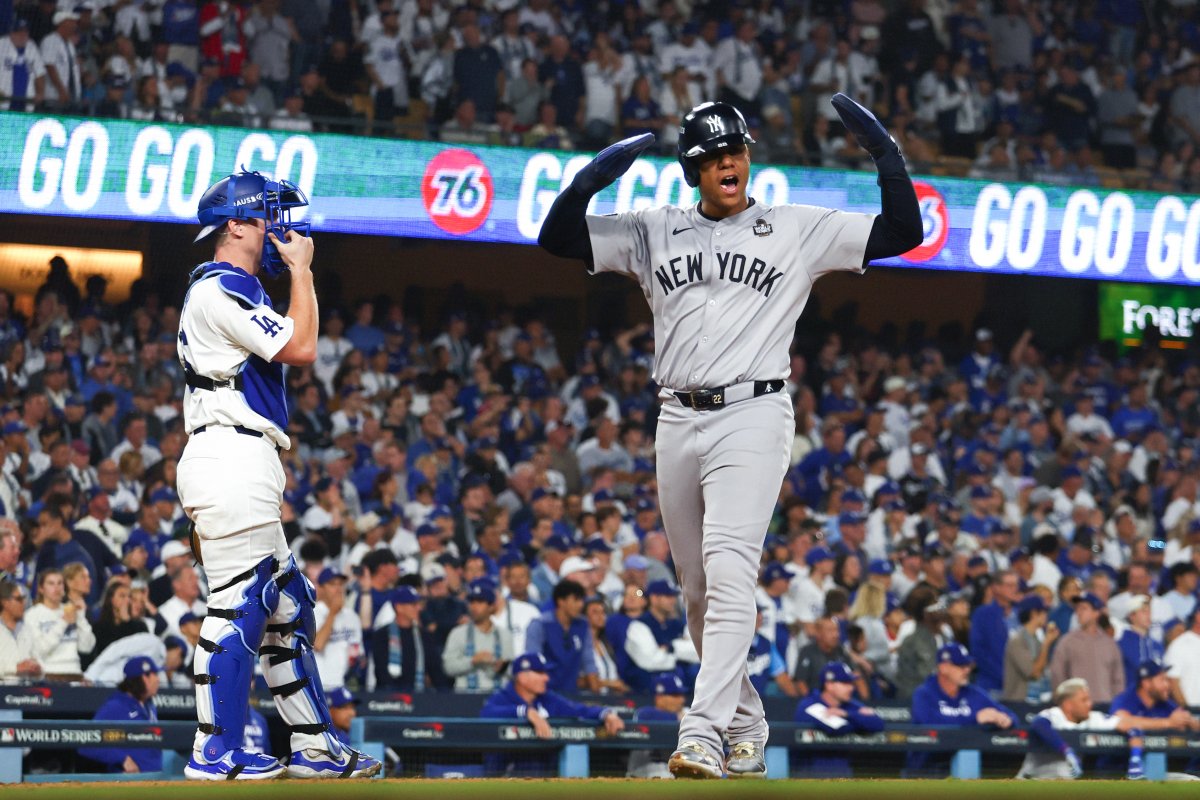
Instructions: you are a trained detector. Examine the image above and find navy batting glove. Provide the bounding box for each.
[830,93,897,159]
[571,133,656,196]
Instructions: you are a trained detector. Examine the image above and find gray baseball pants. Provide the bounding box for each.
[655,391,793,759]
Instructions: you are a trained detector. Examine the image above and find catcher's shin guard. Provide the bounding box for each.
[260,557,343,755]
[193,555,280,759]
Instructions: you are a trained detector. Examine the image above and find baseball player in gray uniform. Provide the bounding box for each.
[177,170,380,780]
[539,95,922,778]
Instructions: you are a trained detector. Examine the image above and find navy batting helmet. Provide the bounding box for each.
[194,169,310,278]
[677,101,755,187]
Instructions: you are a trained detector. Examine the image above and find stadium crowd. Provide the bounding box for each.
[0,0,1198,188]
[2,249,1200,779]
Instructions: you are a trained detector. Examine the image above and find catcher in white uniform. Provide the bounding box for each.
[176,169,380,780]
[539,96,922,777]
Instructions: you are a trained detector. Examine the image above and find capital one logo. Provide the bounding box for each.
[422,148,494,235]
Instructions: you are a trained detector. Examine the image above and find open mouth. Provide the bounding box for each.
[719,174,739,195]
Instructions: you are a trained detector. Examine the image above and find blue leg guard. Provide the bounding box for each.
[193,555,280,760]
[261,557,343,756]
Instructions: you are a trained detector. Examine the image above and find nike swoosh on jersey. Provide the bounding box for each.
[672,227,694,235]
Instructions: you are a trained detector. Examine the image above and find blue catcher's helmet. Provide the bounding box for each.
[193,169,310,278]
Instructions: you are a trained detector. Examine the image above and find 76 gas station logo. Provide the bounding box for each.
[422,149,494,235]
[906,181,950,262]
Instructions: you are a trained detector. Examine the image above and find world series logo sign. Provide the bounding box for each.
[422,149,494,235]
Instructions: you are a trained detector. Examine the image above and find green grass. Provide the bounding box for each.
[4,780,1199,800]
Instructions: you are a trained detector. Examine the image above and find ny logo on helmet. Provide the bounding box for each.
[705,115,722,133]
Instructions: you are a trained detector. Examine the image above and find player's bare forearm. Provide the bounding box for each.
[276,275,317,363]
[275,238,318,364]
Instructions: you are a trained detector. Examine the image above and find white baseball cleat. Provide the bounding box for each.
[184,749,286,780]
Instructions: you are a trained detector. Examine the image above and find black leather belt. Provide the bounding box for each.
[185,364,244,392]
[673,379,786,410]
[192,424,281,453]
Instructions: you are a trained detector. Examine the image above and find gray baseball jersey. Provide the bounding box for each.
[586,196,874,762]
[587,200,875,391]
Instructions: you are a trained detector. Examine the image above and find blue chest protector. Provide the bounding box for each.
[182,262,289,431]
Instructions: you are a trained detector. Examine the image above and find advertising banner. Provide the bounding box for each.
[1098,281,1200,351]
[4,113,1200,286]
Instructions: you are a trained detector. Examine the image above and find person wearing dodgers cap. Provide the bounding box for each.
[617,579,687,694]
[479,651,624,775]
[634,673,690,723]
[443,578,513,693]
[327,687,361,747]
[627,673,689,778]
[78,655,163,773]
[313,565,362,693]
[756,563,794,663]
[1105,659,1200,779]
[1019,669,1200,782]
[792,660,884,776]
[370,585,449,691]
[905,643,1018,777]
[791,546,835,636]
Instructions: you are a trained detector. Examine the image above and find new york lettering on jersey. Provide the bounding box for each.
[589,201,872,391]
[652,248,784,297]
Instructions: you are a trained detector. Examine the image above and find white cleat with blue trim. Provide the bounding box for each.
[184,749,286,780]
[287,747,383,779]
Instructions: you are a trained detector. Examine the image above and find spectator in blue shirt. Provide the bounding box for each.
[328,687,360,748]
[959,329,1000,395]
[1106,660,1200,778]
[79,656,162,774]
[969,569,1020,693]
[793,661,885,776]
[620,76,663,138]
[906,643,1018,777]
[791,420,851,507]
[960,485,1000,539]
[345,300,384,354]
[524,579,599,693]
[830,512,869,565]
[1110,384,1158,441]
[480,652,623,775]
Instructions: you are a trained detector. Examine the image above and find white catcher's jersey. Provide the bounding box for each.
[177,266,295,449]
[587,200,875,391]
